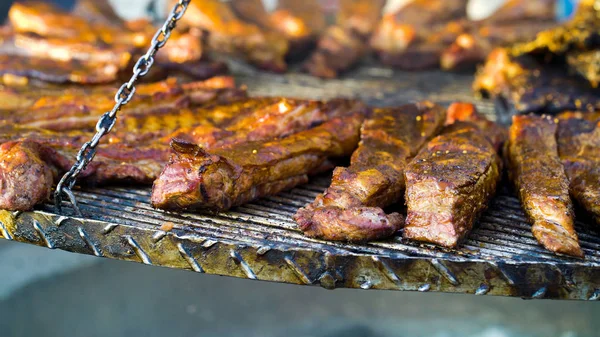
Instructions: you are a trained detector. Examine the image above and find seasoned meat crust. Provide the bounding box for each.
[507,115,583,258]
[557,112,600,225]
[403,103,505,248]
[151,114,364,211]
[295,101,446,242]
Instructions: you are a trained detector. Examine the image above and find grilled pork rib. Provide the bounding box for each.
[151,114,364,211]
[507,115,583,257]
[403,103,505,248]
[295,101,446,242]
[557,112,600,225]
[303,0,385,78]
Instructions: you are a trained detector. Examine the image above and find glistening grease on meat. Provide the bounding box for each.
[151,114,364,211]
[403,103,506,248]
[295,101,446,242]
[507,115,583,258]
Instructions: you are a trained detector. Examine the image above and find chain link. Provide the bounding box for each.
[54,0,192,215]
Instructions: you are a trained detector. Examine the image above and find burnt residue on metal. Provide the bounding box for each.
[0,69,597,300]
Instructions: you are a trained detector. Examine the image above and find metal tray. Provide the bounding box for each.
[1,66,599,300]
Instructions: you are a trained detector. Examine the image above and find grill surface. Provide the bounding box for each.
[1,64,599,300]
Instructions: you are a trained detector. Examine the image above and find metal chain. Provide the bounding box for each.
[54,0,192,216]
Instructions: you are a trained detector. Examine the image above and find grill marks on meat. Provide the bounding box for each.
[295,101,446,242]
[473,48,600,114]
[557,113,600,225]
[403,103,505,248]
[507,115,583,258]
[303,0,385,78]
[175,0,289,72]
[151,114,364,211]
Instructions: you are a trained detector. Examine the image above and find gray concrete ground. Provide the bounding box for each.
[0,240,598,337]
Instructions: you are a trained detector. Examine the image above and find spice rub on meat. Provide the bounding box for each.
[294,101,446,242]
[403,103,506,248]
[151,114,364,211]
[557,112,600,225]
[507,115,584,258]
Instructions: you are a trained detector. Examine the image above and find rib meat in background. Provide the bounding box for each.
[303,0,386,78]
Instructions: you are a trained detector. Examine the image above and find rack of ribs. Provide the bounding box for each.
[173,0,289,73]
[151,112,365,211]
[294,101,446,242]
[403,103,505,248]
[506,115,583,257]
[230,0,324,58]
[303,0,386,78]
[557,112,600,226]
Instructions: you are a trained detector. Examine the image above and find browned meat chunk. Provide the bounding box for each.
[174,0,289,72]
[403,103,505,248]
[473,48,600,114]
[557,112,600,225]
[506,115,583,257]
[295,101,446,242]
[151,114,364,211]
[231,0,323,57]
[370,0,468,70]
[304,0,385,78]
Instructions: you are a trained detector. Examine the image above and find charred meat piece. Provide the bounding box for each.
[557,112,600,225]
[295,101,446,242]
[403,103,505,248]
[473,48,600,114]
[303,0,386,78]
[231,0,323,57]
[151,114,364,211]
[174,0,288,72]
[567,50,600,88]
[506,115,583,257]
